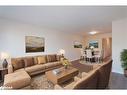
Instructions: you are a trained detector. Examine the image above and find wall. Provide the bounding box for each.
[112,18,127,74]
[84,32,112,50]
[0,18,84,64]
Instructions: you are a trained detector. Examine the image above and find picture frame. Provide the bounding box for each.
[74,41,82,48]
[89,40,98,48]
[25,36,45,53]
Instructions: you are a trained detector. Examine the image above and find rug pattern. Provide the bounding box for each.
[30,73,54,89]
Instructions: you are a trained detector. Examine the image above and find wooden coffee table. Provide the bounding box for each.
[45,66,79,85]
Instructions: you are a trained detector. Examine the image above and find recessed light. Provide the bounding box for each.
[89,31,98,35]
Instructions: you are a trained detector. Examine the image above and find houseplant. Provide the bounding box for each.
[60,58,71,69]
[120,49,127,77]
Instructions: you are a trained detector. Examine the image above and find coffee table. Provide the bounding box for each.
[45,66,79,85]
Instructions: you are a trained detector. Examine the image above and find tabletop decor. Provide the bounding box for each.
[59,49,65,58]
[60,58,71,69]
[0,52,10,68]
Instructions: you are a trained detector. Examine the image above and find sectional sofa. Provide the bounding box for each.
[3,54,112,89]
[55,59,112,89]
[4,54,62,89]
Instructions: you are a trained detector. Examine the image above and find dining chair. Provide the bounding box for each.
[94,50,103,63]
[86,49,94,63]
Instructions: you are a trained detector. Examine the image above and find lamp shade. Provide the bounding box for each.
[0,52,10,60]
[90,46,94,49]
[59,49,65,55]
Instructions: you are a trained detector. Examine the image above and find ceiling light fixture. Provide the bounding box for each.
[89,31,98,35]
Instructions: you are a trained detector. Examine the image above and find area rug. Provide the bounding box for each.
[30,73,54,89]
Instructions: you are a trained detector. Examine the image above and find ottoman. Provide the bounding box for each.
[4,70,31,89]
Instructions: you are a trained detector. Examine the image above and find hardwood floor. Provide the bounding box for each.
[1,60,127,89]
[109,72,127,89]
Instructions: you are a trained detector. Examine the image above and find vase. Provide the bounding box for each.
[64,65,68,69]
[2,59,8,68]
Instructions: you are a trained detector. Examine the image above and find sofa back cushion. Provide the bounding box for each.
[37,56,47,64]
[11,58,25,71]
[24,57,34,67]
[56,55,61,61]
[47,54,57,62]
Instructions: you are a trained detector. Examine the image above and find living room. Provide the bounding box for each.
[0,6,127,90]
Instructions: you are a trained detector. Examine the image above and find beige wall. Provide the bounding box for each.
[0,18,84,65]
[112,18,127,74]
[84,32,112,50]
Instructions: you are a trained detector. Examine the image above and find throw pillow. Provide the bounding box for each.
[24,57,34,67]
[47,54,57,62]
[11,58,25,71]
[37,56,46,64]
[56,55,62,61]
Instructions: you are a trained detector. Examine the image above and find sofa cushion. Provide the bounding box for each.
[45,61,61,69]
[64,81,77,89]
[14,68,25,73]
[37,56,46,64]
[4,70,31,89]
[11,58,25,71]
[25,64,46,74]
[47,54,57,62]
[24,57,34,67]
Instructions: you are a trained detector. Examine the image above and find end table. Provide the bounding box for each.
[0,67,8,82]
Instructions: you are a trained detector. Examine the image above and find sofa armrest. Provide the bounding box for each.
[93,64,102,69]
[54,84,63,89]
[8,64,13,74]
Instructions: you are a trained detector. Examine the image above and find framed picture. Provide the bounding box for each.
[89,40,98,48]
[25,36,45,53]
[74,41,82,48]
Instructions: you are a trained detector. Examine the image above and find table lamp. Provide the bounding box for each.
[90,46,94,50]
[0,52,10,68]
[59,49,65,58]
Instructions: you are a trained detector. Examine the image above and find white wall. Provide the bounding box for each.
[84,33,112,50]
[0,18,84,63]
[112,18,127,74]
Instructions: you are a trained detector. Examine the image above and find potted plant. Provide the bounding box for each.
[120,49,127,77]
[60,58,71,69]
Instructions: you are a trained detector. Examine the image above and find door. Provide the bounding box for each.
[102,37,112,59]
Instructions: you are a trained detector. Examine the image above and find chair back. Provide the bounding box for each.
[94,50,102,57]
[86,49,93,58]
[73,70,98,89]
[97,59,112,89]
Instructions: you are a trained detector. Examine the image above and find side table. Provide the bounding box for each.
[0,67,8,82]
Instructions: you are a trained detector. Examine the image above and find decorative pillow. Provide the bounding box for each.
[47,54,57,62]
[56,55,61,61]
[37,56,46,64]
[33,57,38,65]
[24,57,34,67]
[11,58,25,71]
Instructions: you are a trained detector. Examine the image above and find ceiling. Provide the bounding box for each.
[0,6,127,36]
